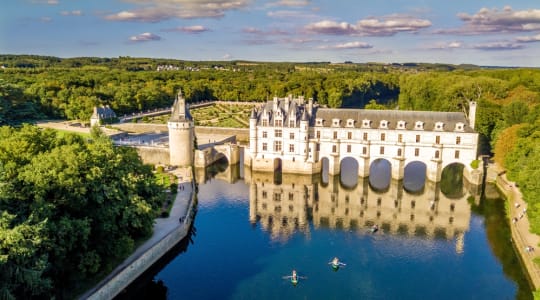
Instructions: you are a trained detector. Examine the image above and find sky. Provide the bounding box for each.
[1,0,540,67]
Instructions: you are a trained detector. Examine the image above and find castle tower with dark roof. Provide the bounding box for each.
[168,89,194,166]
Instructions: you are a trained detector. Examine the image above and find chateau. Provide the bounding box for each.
[244,95,479,183]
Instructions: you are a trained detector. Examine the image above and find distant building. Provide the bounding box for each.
[90,105,117,126]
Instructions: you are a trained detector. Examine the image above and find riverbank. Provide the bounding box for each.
[488,163,540,291]
[79,167,195,299]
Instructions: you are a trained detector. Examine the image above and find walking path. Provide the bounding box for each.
[80,167,194,299]
[493,165,540,290]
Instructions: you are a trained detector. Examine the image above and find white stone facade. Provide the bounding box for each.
[168,90,194,167]
[244,95,479,183]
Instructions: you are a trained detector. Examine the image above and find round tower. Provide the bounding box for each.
[168,90,194,167]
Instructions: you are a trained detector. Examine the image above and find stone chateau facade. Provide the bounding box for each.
[244,95,479,183]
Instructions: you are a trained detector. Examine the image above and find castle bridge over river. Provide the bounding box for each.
[115,91,481,186]
[244,95,482,185]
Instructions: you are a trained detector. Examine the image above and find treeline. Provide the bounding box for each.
[0,126,165,299]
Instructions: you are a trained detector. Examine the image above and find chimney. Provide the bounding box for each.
[469,101,477,130]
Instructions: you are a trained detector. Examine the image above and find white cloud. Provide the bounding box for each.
[305,15,431,36]
[429,41,463,50]
[40,17,52,22]
[472,42,524,51]
[269,0,310,7]
[105,0,251,22]
[516,34,540,43]
[162,25,210,33]
[60,10,82,16]
[437,6,540,35]
[31,0,59,5]
[129,32,162,42]
[321,41,373,49]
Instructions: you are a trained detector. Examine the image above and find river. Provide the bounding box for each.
[116,161,532,299]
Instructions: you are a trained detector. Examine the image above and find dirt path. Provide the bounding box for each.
[494,165,540,290]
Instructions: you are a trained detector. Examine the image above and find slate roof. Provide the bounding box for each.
[169,90,192,122]
[314,108,474,132]
[91,105,116,120]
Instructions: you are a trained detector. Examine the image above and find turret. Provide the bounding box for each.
[300,109,309,160]
[168,89,194,167]
[249,108,258,156]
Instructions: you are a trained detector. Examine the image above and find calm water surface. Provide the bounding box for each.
[118,164,532,300]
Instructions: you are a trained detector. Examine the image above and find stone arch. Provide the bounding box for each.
[403,161,427,193]
[369,158,391,192]
[339,156,359,189]
[440,162,466,198]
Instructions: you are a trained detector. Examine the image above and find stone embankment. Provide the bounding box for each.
[80,167,196,299]
[487,164,540,290]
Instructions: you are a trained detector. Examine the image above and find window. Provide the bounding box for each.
[274,141,282,152]
[289,120,295,127]
[415,121,424,130]
[397,149,402,156]
[416,135,420,143]
[290,132,294,139]
[415,148,419,156]
[380,120,388,128]
[347,145,351,153]
[316,119,323,126]
[289,144,294,152]
[262,119,268,126]
[333,131,338,139]
[275,129,282,137]
[274,119,282,127]
[262,143,267,151]
[456,136,461,145]
[455,150,460,159]
[381,133,385,141]
[274,193,281,201]
[316,144,320,151]
[262,131,267,138]
[436,136,440,144]
[398,121,406,129]
[289,192,294,201]
[398,134,403,143]
[363,120,370,128]
[363,132,368,141]
[316,131,321,138]
[435,150,440,159]
[380,146,385,155]
[348,132,352,139]
[362,147,367,155]
[332,145,337,153]
[262,191,267,199]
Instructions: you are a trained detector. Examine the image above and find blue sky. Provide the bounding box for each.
[2,0,540,66]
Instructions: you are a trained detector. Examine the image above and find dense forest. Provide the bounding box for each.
[0,125,164,299]
[1,55,540,297]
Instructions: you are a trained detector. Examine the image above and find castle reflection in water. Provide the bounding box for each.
[195,163,479,254]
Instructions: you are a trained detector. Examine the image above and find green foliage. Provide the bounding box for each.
[0,124,164,298]
[470,159,480,169]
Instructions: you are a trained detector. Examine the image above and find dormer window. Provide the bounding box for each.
[362,119,371,128]
[397,120,406,129]
[415,121,424,130]
[455,122,465,131]
[435,122,444,131]
[332,118,341,127]
[289,119,295,127]
[380,120,389,129]
[346,119,355,128]
[262,118,269,126]
[315,118,323,126]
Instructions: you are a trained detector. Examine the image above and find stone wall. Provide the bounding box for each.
[84,186,196,299]
[134,146,170,165]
